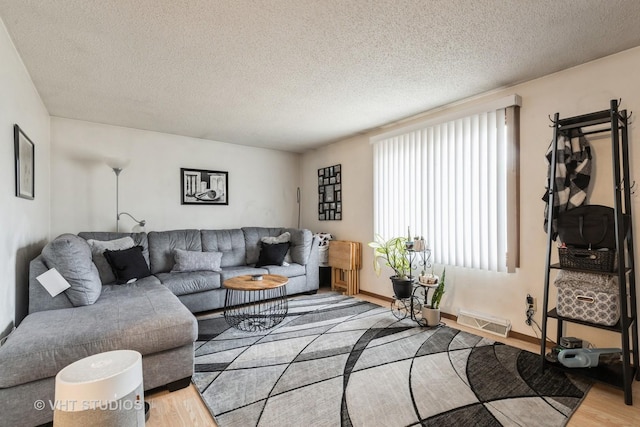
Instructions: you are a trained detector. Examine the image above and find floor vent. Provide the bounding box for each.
[457,309,511,338]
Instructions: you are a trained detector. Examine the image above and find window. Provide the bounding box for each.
[372,95,520,273]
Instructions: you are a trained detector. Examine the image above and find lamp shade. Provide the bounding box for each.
[106,157,130,170]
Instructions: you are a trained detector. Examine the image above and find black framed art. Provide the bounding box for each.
[14,124,35,200]
[318,164,341,220]
[181,168,228,205]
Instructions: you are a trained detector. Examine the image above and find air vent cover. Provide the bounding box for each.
[457,309,511,338]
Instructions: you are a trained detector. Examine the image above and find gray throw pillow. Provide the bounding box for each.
[87,237,136,284]
[171,249,223,272]
[41,234,102,306]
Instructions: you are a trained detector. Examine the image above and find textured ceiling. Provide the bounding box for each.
[1,1,640,153]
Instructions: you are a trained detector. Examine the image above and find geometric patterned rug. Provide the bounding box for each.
[194,293,592,427]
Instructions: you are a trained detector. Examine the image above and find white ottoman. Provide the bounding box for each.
[54,350,145,426]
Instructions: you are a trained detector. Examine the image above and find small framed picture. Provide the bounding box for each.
[325,185,334,202]
[181,168,228,205]
[14,124,35,200]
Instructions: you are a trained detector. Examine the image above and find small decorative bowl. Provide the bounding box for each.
[251,274,263,281]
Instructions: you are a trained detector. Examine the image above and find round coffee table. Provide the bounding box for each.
[223,274,288,331]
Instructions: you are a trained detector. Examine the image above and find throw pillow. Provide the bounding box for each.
[171,249,223,272]
[261,232,293,264]
[87,237,135,284]
[103,246,152,284]
[41,234,102,306]
[255,242,290,267]
[260,232,291,245]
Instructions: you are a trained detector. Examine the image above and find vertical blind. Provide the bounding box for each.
[372,96,520,273]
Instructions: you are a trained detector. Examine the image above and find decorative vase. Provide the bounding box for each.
[391,276,413,299]
[422,306,441,326]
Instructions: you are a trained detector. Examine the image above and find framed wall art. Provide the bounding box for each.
[14,124,35,200]
[318,164,341,220]
[181,168,228,205]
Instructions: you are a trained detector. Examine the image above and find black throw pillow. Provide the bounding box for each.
[255,242,290,267]
[103,246,152,284]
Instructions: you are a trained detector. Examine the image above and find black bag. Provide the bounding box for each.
[557,205,618,249]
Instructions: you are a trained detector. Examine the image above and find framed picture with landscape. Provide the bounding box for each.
[14,124,35,200]
[181,168,228,205]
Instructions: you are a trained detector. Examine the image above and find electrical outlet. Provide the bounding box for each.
[526,294,536,312]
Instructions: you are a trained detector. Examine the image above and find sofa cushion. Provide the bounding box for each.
[104,246,152,284]
[255,242,290,267]
[0,278,196,388]
[148,230,202,273]
[155,271,221,296]
[41,234,102,307]
[171,249,222,272]
[263,263,306,278]
[87,237,135,284]
[201,229,246,267]
[219,266,269,282]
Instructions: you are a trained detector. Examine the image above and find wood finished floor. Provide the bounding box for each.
[146,289,640,427]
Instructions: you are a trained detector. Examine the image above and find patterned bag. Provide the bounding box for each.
[554,270,620,326]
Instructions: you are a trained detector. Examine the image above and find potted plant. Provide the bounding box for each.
[368,234,413,298]
[423,268,446,326]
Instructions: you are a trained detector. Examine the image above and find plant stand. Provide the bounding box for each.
[390,282,441,327]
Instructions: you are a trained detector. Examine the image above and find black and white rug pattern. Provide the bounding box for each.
[194,293,591,427]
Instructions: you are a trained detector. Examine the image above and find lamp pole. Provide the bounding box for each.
[113,167,122,232]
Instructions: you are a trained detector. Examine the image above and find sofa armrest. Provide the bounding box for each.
[305,236,320,290]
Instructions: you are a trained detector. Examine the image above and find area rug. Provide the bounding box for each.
[194,293,591,427]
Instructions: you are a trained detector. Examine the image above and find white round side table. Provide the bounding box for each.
[54,350,146,426]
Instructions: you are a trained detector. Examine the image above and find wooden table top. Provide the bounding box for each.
[223,274,288,291]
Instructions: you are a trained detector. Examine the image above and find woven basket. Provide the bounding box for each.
[558,247,615,272]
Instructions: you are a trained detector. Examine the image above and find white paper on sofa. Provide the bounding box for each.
[36,268,71,297]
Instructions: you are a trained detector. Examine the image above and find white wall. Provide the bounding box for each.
[301,46,640,347]
[0,18,50,336]
[50,118,301,236]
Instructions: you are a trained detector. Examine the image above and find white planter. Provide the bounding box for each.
[422,306,441,326]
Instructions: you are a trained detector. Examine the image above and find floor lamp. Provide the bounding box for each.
[107,159,146,232]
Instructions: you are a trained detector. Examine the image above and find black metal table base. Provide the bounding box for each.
[223,286,288,332]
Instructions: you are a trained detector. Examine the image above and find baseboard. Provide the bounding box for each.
[359,289,393,302]
[357,290,548,346]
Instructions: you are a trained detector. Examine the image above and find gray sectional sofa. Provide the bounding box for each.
[0,226,318,427]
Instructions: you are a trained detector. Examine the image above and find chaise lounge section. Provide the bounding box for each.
[0,226,318,426]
